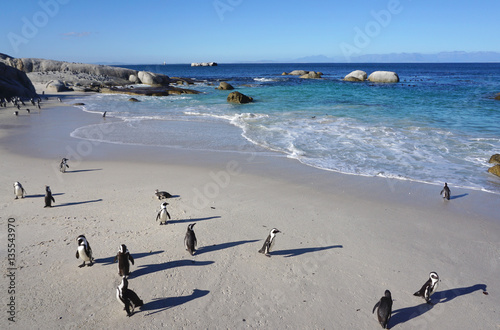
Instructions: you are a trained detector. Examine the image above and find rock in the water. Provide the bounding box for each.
[217,82,234,90]
[489,154,500,164]
[137,71,170,86]
[0,60,37,98]
[129,74,139,83]
[73,103,85,106]
[367,71,399,83]
[344,70,367,82]
[488,164,500,177]
[128,97,140,102]
[46,79,70,92]
[191,62,217,67]
[287,70,309,76]
[495,93,500,100]
[227,91,253,104]
[300,71,322,79]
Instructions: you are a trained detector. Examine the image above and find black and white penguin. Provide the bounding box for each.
[414,271,440,304]
[13,181,26,199]
[59,158,69,173]
[156,202,171,225]
[372,290,393,329]
[440,183,450,200]
[258,228,280,257]
[44,185,55,207]
[26,108,30,113]
[116,276,143,317]
[114,244,134,277]
[76,235,94,267]
[184,223,197,256]
[14,111,18,116]
[155,189,172,200]
[102,111,107,118]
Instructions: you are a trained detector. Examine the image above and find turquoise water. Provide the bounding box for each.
[71,63,500,193]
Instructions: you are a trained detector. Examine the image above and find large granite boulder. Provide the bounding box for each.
[344,70,367,82]
[367,71,399,83]
[300,71,323,79]
[137,71,170,86]
[227,91,253,104]
[0,61,37,98]
[46,80,70,92]
[285,70,309,76]
[217,82,234,90]
[488,164,500,177]
[489,154,500,164]
[191,62,217,67]
[129,74,139,83]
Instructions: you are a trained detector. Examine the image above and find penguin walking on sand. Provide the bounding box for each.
[116,276,143,317]
[258,228,280,257]
[440,183,450,200]
[59,158,69,173]
[155,189,172,200]
[76,235,94,267]
[44,185,55,207]
[373,290,393,329]
[13,182,26,199]
[184,223,197,256]
[414,272,440,304]
[114,244,134,276]
[156,202,171,225]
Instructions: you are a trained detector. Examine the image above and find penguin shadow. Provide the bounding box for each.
[65,168,102,173]
[196,239,260,255]
[168,216,221,224]
[130,259,215,278]
[53,199,103,207]
[271,245,343,258]
[25,193,65,199]
[141,289,210,315]
[390,284,486,327]
[449,193,469,200]
[94,250,165,266]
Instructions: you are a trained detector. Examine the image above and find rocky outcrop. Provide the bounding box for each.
[283,70,309,76]
[191,62,218,67]
[128,98,140,102]
[227,91,253,104]
[488,164,500,177]
[46,80,71,92]
[137,71,170,86]
[367,71,399,83]
[0,60,37,98]
[217,82,234,90]
[344,70,367,82]
[495,93,500,100]
[101,86,200,97]
[489,154,500,164]
[300,71,322,79]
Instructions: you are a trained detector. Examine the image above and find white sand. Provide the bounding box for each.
[1,88,499,329]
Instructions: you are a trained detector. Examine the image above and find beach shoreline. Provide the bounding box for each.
[0,87,498,328]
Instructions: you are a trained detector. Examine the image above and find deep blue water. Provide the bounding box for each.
[71,63,500,193]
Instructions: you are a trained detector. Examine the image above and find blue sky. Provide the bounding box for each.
[1,0,499,64]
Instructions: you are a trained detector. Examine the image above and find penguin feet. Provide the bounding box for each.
[78,262,86,268]
[265,253,271,257]
[88,261,94,267]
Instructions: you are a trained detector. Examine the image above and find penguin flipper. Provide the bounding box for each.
[156,211,160,221]
[166,211,171,220]
[113,254,118,263]
[76,251,79,259]
[129,255,134,265]
[51,196,55,203]
[372,300,381,314]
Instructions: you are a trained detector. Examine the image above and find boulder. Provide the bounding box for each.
[0,61,37,98]
[287,70,309,76]
[191,62,217,67]
[227,91,253,104]
[73,103,85,106]
[217,82,234,90]
[489,154,500,164]
[300,71,322,79]
[46,80,70,92]
[367,71,399,83]
[495,93,500,100]
[488,164,500,177]
[137,71,170,86]
[129,74,139,83]
[128,97,140,102]
[344,70,367,82]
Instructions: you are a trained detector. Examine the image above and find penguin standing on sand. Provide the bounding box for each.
[76,235,94,267]
[184,223,197,256]
[44,185,55,207]
[373,290,393,329]
[116,276,143,317]
[440,183,450,200]
[13,182,26,199]
[258,228,280,257]
[59,158,69,173]
[156,202,171,225]
[414,272,440,304]
[114,244,134,276]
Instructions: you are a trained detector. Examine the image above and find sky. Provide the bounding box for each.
[1,0,499,64]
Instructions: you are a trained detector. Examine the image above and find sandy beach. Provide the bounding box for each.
[1,87,499,329]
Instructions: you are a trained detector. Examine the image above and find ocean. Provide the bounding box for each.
[71,63,500,194]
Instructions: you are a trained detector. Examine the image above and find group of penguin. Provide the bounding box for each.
[7,95,43,116]
[13,154,452,322]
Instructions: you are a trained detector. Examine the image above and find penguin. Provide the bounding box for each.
[26,108,30,113]
[14,111,18,116]
[373,290,393,329]
[155,189,172,200]
[184,223,197,256]
[102,111,107,118]
[75,235,94,267]
[414,272,440,304]
[156,202,171,225]
[44,185,55,207]
[258,228,280,257]
[116,276,143,317]
[13,182,26,199]
[113,244,134,276]
[440,183,450,200]
[58,97,62,102]
[59,158,69,173]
